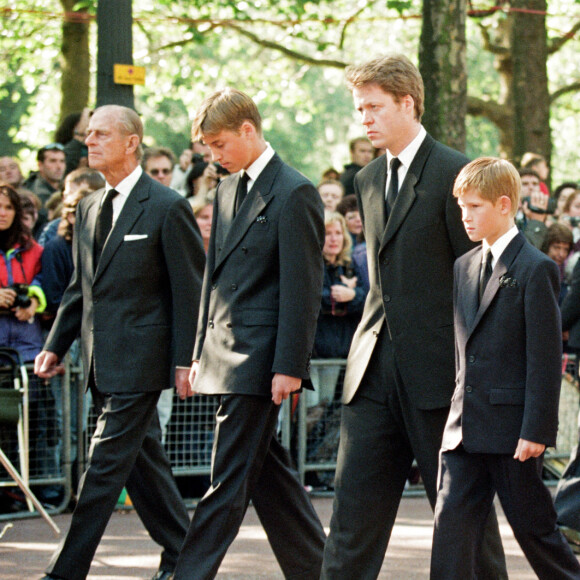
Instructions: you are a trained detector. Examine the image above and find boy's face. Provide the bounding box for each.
[202,124,254,174]
[457,188,511,246]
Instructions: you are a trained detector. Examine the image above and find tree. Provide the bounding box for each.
[419,0,467,151]
[59,0,91,121]
[468,1,580,173]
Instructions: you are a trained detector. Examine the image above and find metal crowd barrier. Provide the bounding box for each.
[0,355,74,521]
[3,353,577,522]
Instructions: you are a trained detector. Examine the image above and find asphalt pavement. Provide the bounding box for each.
[0,495,552,579]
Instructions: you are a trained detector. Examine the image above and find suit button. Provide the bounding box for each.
[241,247,248,253]
[211,284,217,291]
[218,247,222,252]
[226,322,232,328]
[208,319,214,329]
[383,294,390,302]
[383,258,389,265]
[465,385,473,393]
[468,355,476,363]
[231,284,238,291]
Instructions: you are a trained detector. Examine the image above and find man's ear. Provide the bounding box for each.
[126,134,140,155]
[239,120,256,139]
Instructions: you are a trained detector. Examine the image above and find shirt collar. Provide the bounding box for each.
[242,143,275,190]
[386,125,427,171]
[104,165,143,201]
[482,224,519,267]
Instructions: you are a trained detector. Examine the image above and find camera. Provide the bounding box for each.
[565,216,580,228]
[9,284,31,309]
[522,196,556,215]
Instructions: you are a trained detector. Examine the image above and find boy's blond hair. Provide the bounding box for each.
[192,88,262,141]
[453,157,520,217]
[345,54,424,121]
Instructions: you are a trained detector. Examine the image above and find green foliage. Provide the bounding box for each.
[1,0,579,180]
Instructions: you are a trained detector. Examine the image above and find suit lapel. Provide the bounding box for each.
[84,190,103,279]
[468,233,526,335]
[360,157,387,249]
[93,174,148,283]
[379,134,435,254]
[215,177,237,252]
[462,248,482,330]
[214,155,280,272]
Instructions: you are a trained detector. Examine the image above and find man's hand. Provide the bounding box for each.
[523,190,549,222]
[177,361,199,400]
[271,373,301,405]
[514,438,545,462]
[34,351,64,379]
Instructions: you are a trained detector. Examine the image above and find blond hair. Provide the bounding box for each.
[324,211,352,266]
[192,88,262,141]
[345,54,425,121]
[454,157,520,217]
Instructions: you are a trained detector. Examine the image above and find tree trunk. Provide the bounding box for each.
[510,0,551,168]
[419,0,467,152]
[59,0,91,123]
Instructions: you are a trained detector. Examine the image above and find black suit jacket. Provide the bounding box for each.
[343,133,473,408]
[44,172,206,392]
[443,233,562,453]
[193,153,325,396]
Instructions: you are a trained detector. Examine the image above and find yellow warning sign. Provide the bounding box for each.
[114,64,146,86]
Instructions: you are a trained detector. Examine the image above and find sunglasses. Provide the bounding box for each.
[40,143,65,152]
[150,168,172,176]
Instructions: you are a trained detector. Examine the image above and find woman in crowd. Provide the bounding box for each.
[0,183,46,360]
[0,183,56,503]
[191,197,213,254]
[541,222,574,304]
[310,211,366,406]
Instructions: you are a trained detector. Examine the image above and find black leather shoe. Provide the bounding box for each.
[151,571,174,580]
[40,575,66,580]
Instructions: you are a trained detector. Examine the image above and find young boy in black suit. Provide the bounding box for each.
[430,157,580,579]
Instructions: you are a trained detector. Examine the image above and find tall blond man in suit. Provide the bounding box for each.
[35,105,206,580]
[174,88,326,580]
[321,55,507,579]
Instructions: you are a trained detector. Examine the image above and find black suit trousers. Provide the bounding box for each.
[322,331,506,580]
[431,446,580,579]
[47,387,189,580]
[174,394,325,580]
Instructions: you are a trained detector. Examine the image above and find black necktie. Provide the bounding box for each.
[94,188,119,265]
[479,249,493,304]
[235,172,250,215]
[386,157,401,215]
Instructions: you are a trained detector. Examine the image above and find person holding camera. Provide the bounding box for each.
[0,182,59,506]
[0,182,46,361]
[517,167,555,248]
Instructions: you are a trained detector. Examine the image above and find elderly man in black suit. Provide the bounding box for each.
[321,54,507,579]
[173,88,326,580]
[35,105,206,580]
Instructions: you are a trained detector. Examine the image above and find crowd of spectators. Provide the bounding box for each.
[0,108,578,512]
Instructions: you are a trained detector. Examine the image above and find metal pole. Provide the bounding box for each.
[96,0,134,109]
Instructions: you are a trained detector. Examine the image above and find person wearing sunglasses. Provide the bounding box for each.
[142,146,175,188]
[22,143,66,206]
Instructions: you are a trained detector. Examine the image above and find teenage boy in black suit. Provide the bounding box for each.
[430,157,580,579]
[173,88,326,580]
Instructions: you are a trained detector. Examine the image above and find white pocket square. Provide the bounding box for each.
[124,234,148,241]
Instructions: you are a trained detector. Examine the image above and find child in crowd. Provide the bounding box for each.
[430,157,580,579]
